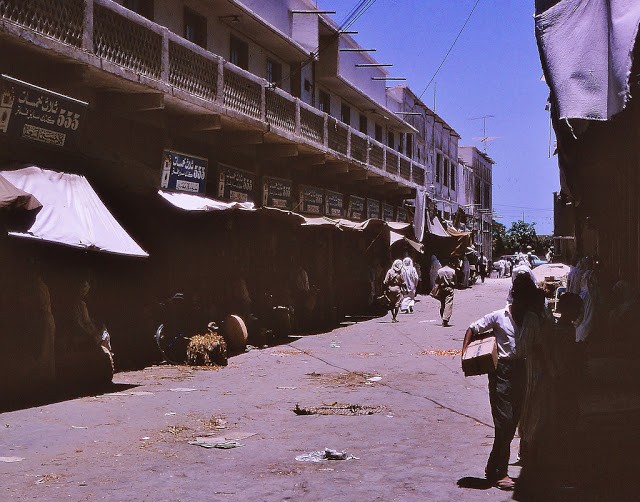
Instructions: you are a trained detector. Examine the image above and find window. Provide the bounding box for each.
[450,163,456,190]
[359,114,367,134]
[443,158,449,186]
[318,90,330,113]
[375,123,382,142]
[124,0,153,20]
[266,59,282,87]
[230,35,249,70]
[406,134,413,158]
[399,133,405,153]
[387,132,394,149]
[184,7,207,48]
[436,153,442,183]
[340,103,351,125]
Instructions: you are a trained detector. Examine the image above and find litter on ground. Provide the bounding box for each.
[295,448,358,462]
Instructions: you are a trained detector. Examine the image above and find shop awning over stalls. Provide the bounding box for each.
[390,230,424,254]
[1,166,148,257]
[0,173,42,231]
[158,189,411,234]
[423,210,473,257]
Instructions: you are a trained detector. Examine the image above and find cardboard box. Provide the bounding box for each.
[462,336,498,376]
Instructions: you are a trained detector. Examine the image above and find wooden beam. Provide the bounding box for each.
[172,114,222,132]
[98,92,164,114]
[257,143,299,158]
[343,170,368,181]
[322,162,350,175]
[218,131,264,146]
[299,154,326,166]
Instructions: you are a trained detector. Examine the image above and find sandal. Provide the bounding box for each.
[494,476,515,491]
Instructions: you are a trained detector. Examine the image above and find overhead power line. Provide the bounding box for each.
[416,0,482,101]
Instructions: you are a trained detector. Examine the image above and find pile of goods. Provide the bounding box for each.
[186,324,228,366]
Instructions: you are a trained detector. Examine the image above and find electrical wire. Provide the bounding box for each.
[416,0,482,102]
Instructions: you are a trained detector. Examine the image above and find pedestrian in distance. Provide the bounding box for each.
[479,252,488,283]
[434,259,455,326]
[383,259,406,323]
[400,257,419,313]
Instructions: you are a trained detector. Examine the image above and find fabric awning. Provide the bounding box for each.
[390,230,424,253]
[536,0,640,121]
[425,211,449,237]
[1,166,148,257]
[0,174,41,211]
[159,190,255,211]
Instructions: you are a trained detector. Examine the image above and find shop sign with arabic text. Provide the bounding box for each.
[263,176,292,209]
[366,198,381,220]
[382,203,395,222]
[325,190,344,218]
[0,75,87,149]
[348,195,365,221]
[160,150,208,194]
[217,164,255,202]
[299,185,324,215]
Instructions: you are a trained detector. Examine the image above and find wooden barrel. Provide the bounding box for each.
[223,314,248,351]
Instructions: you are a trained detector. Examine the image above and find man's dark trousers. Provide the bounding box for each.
[486,358,526,480]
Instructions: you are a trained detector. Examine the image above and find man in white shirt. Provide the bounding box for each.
[462,304,526,491]
[435,260,456,326]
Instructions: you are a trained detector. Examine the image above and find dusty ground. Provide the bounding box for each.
[0,279,526,501]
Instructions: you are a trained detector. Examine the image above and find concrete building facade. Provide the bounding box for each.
[459,146,494,259]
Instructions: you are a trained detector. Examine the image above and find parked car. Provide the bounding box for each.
[528,254,547,268]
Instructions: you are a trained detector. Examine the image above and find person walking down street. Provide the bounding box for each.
[479,252,488,283]
[461,273,539,491]
[400,257,419,313]
[383,259,406,323]
[435,260,455,326]
[496,258,505,278]
[462,255,471,289]
[429,254,441,292]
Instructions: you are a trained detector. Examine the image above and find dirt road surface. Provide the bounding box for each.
[2,279,517,501]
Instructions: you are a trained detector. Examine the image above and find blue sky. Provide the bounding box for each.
[317,0,557,234]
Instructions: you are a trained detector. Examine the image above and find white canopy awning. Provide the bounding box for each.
[2,166,148,257]
[159,190,255,211]
[390,230,424,253]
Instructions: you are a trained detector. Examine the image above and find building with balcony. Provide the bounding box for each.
[1,0,470,391]
[385,85,460,221]
[459,146,494,259]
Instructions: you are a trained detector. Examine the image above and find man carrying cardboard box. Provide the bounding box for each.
[462,274,543,491]
[462,303,524,491]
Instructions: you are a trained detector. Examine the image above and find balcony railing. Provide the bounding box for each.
[0,0,426,188]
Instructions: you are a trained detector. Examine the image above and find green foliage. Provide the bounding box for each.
[492,219,507,257]
[504,221,538,253]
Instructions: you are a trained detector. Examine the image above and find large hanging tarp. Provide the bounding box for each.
[536,0,640,121]
[1,166,148,257]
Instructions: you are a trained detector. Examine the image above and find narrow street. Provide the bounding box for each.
[1,279,516,501]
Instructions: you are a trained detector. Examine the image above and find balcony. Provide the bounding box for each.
[0,0,427,191]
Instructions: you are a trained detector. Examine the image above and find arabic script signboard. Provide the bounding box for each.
[382,203,395,222]
[366,198,381,220]
[325,190,344,218]
[160,150,208,194]
[0,75,88,149]
[348,195,365,221]
[299,185,324,215]
[263,176,292,209]
[217,164,255,202]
